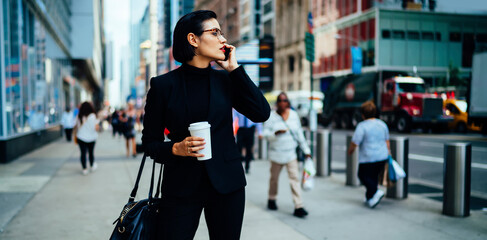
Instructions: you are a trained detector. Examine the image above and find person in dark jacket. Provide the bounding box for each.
[142,10,270,239]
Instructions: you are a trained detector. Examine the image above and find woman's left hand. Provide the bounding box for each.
[215,44,239,72]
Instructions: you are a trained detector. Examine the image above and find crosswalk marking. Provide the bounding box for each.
[409,154,487,170]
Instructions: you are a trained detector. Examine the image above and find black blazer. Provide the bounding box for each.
[142,66,270,197]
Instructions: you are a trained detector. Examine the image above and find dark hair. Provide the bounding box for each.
[78,101,96,124]
[277,92,291,109]
[360,101,377,119]
[172,10,217,63]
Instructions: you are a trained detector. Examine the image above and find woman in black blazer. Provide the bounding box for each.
[142,10,270,239]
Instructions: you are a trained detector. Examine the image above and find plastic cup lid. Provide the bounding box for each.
[188,121,211,131]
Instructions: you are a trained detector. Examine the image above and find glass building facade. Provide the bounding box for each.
[1,0,79,162]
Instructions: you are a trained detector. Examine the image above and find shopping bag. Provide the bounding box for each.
[379,161,395,187]
[389,156,406,180]
[388,157,397,182]
[303,157,316,176]
[301,157,316,191]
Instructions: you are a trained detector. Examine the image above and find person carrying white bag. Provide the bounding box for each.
[348,101,391,209]
[302,156,316,191]
[263,92,312,218]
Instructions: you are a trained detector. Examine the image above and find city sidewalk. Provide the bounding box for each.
[0,131,486,239]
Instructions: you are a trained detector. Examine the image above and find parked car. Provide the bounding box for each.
[444,99,481,133]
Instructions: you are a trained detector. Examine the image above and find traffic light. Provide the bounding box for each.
[259,36,274,91]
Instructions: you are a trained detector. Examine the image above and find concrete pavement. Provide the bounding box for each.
[0,130,486,239]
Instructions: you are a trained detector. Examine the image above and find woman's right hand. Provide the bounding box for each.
[172,136,206,157]
[275,129,287,135]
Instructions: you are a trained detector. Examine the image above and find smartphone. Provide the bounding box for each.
[224,46,231,61]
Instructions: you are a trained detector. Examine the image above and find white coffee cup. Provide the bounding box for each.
[188,121,212,160]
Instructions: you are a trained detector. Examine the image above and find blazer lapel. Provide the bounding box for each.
[176,68,191,129]
[207,70,218,128]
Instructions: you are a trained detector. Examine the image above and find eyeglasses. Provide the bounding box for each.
[277,99,289,103]
[202,28,225,40]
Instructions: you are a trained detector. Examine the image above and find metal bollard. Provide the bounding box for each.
[346,134,360,186]
[304,129,317,157]
[443,142,471,217]
[386,136,409,199]
[258,137,268,160]
[316,129,332,177]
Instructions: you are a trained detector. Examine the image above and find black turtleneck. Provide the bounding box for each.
[182,63,211,124]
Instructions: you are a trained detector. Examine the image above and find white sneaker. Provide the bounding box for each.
[82,169,89,175]
[90,163,98,172]
[367,189,384,208]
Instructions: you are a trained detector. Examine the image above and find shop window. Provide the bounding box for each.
[422,31,434,41]
[392,30,405,39]
[407,31,420,40]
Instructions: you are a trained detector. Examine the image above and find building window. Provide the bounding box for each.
[264,1,272,14]
[449,32,461,42]
[476,33,487,43]
[289,56,295,72]
[407,31,420,40]
[255,13,260,25]
[392,30,405,39]
[436,32,441,41]
[382,30,391,39]
[264,20,272,37]
[422,31,434,41]
[255,0,261,10]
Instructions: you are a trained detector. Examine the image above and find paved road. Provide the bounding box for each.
[328,130,487,198]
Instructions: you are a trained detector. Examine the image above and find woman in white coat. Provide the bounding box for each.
[263,92,311,218]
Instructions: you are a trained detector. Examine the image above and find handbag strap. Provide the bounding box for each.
[278,113,303,151]
[154,164,163,198]
[129,153,146,201]
[128,153,164,202]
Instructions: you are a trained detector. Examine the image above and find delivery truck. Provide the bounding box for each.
[320,71,452,132]
[468,52,487,134]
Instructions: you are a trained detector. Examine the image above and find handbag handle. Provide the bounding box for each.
[128,153,164,202]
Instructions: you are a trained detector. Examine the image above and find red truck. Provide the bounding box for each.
[320,71,452,132]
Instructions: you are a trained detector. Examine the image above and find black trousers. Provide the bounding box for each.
[77,139,96,169]
[158,168,245,240]
[358,160,386,200]
[236,126,255,173]
[64,128,73,141]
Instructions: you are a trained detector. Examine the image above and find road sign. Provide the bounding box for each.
[350,46,362,74]
[305,32,315,62]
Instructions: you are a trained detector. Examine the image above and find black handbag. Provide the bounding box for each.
[110,153,164,240]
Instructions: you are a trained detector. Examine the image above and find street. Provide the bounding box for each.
[329,129,487,204]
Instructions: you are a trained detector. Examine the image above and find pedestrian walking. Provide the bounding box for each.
[74,102,99,175]
[347,101,391,208]
[120,101,137,158]
[111,109,121,138]
[234,109,262,174]
[61,107,76,141]
[263,92,311,218]
[142,10,270,239]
